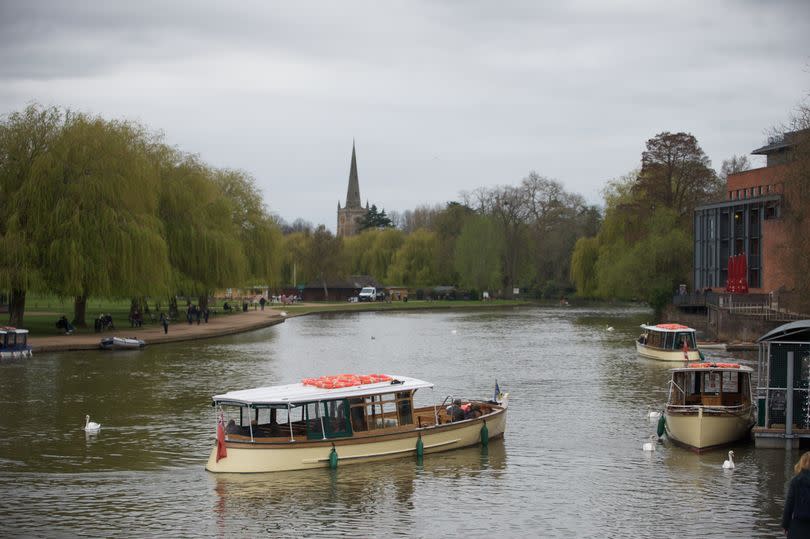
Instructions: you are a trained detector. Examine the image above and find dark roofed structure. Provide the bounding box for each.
[301,275,381,302]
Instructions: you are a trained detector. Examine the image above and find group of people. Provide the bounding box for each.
[186,304,209,325]
[446,399,483,422]
[93,314,115,332]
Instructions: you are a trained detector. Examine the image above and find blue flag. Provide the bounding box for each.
[493,380,500,401]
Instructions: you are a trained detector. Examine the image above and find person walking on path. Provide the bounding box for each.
[783,451,810,537]
[260,296,266,311]
[160,312,169,334]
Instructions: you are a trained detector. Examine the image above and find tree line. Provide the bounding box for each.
[0,104,283,327]
[277,174,600,301]
[7,102,801,327]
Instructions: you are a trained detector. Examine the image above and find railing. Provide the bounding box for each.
[673,291,808,321]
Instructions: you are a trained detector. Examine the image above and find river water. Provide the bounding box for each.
[0,306,793,537]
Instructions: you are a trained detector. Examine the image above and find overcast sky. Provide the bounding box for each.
[1,1,808,230]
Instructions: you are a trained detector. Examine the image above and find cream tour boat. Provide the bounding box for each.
[636,323,702,362]
[205,374,508,473]
[662,362,755,451]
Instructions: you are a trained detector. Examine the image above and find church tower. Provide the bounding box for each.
[337,141,367,237]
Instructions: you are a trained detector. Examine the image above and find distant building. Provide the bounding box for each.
[692,129,807,293]
[337,142,368,237]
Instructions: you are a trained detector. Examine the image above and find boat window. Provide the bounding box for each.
[348,397,367,432]
[366,393,400,430]
[721,372,739,393]
[703,372,720,395]
[670,372,686,405]
[396,391,413,425]
[304,399,351,440]
[675,332,696,349]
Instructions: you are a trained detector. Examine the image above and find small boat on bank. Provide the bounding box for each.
[99,337,146,350]
[0,327,32,359]
[206,374,508,473]
[636,323,702,362]
[663,362,755,452]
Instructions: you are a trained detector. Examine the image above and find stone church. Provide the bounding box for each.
[337,142,368,237]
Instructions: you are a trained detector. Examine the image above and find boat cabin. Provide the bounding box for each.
[0,327,32,359]
[668,364,752,408]
[639,323,697,350]
[213,375,481,443]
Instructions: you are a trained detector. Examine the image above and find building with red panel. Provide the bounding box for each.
[693,130,806,293]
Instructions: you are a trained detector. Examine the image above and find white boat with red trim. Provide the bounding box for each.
[663,362,755,451]
[205,374,508,473]
[636,323,702,362]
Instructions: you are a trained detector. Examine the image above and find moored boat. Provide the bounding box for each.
[99,336,146,350]
[206,374,508,473]
[663,362,754,451]
[0,327,32,359]
[636,323,702,362]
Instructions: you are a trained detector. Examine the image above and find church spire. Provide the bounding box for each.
[345,140,361,209]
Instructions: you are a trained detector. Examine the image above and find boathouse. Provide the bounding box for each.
[753,320,810,449]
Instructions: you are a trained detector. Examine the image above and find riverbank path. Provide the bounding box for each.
[28,307,287,353]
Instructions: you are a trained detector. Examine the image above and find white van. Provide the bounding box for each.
[358,286,377,302]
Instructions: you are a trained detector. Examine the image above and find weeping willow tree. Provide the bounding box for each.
[19,114,171,325]
[213,169,283,295]
[0,104,64,326]
[158,153,247,310]
[454,214,503,293]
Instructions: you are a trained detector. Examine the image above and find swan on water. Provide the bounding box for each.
[723,450,735,469]
[647,407,662,421]
[606,326,615,332]
[642,435,656,451]
[84,415,101,433]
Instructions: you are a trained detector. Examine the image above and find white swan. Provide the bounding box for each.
[84,415,101,433]
[606,326,615,332]
[279,311,287,317]
[723,450,735,469]
[647,407,662,421]
[642,435,656,451]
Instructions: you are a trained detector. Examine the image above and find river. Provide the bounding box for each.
[0,306,793,537]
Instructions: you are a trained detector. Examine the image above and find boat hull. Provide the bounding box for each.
[636,342,701,362]
[0,348,32,360]
[665,406,754,451]
[100,337,145,350]
[206,407,507,473]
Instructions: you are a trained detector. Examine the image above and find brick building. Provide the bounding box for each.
[693,130,806,293]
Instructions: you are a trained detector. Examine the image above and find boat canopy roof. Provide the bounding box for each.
[640,323,695,333]
[212,375,433,406]
[0,327,28,335]
[670,363,753,373]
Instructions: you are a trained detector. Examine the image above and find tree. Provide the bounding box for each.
[213,169,283,299]
[430,202,474,285]
[157,152,246,309]
[358,204,393,230]
[305,225,343,300]
[570,236,600,297]
[19,113,172,325]
[454,215,502,293]
[386,229,438,286]
[719,154,751,181]
[489,185,529,298]
[635,132,721,224]
[0,104,64,326]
